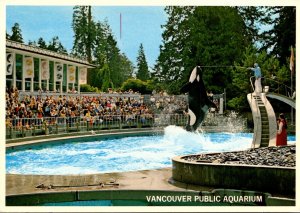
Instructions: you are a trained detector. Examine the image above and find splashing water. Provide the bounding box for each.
[163,126,252,152]
[203,111,247,133]
[6,126,256,175]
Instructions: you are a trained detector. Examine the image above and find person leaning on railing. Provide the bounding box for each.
[248,63,262,93]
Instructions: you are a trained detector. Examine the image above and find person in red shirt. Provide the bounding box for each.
[276,113,288,146]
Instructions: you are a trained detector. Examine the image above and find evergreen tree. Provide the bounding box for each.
[105,27,133,88]
[119,53,134,83]
[92,20,134,89]
[100,63,113,92]
[136,44,150,81]
[263,7,296,65]
[71,6,134,90]
[236,6,273,45]
[155,6,249,94]
[72,6,96,62]
[10,23,23,43]
[47,36,67,54]
[229,46,290,111]
[37,37,47,49]
[28,40,37,46]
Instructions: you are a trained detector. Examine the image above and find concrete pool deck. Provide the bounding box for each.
[6,129,212,196]
[6,168,296,207]
[6,168,215,196]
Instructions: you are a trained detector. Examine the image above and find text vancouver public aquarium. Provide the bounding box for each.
[146,195,263,203]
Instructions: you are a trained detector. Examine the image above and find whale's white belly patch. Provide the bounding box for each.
[188,109,196,126]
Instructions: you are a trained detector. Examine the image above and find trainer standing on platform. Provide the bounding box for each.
[248,63,262,93]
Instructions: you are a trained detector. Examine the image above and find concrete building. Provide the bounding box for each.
[6,39,96,93]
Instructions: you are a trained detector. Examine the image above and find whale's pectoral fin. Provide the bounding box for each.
[180,82,191,93]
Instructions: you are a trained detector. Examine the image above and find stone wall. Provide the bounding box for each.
[172,156,295,196]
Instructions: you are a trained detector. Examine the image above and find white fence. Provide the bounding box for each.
[6,114,188,139]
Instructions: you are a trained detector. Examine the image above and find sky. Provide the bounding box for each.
[6,6,168,68]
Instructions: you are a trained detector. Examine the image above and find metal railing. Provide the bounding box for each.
[5,114,188,139]
[17,91,143,100]
[250,76,295,98]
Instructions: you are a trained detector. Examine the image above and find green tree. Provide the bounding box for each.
[72,7,134,89]
[109,53,134,88]
[10,23,23,43]
[37,37,47,49]
[72,6,97,85]
[80,84,99,92]
[236,6,273,45]
[47,36,67,54]
[92,20,134,89]
[72,6,96,62]
[262,7,296,65]
[155,6,249,94]
[136,44,150,81]
[28,40,37,46]
[27,37,67,54]
[121,78,153,94]
[100,63,113,92]
[229,45,290,111]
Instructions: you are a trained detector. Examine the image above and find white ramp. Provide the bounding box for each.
[247,93,277,148]
[266,92,295,109]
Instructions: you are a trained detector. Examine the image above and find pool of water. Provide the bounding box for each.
[38,200,147,206]
[6,126,296,175]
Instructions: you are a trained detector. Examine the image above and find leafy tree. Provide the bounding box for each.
[121,78,153,94]
[136,44,150,81]
[10,23,23,43]
[80,84,99,92]
[229,45,290,111]
[155,6,249,94]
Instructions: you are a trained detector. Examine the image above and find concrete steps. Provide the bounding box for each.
[253,95,269,147]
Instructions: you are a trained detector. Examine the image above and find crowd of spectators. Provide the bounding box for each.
[5,87,188,130]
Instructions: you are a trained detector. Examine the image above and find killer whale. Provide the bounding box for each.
[180,66,217,132]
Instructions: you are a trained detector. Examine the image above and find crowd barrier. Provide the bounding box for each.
[6,114,188,139]
[17,91,143,100]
